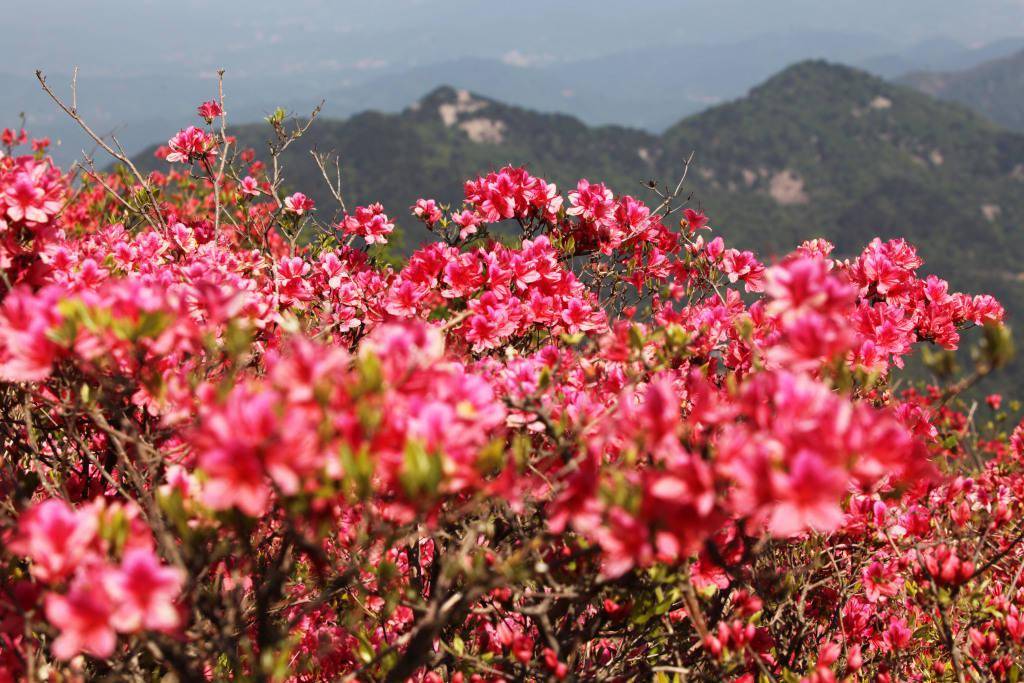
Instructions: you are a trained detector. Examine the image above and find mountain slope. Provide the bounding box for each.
[861,36,1024,77]
[325,30,1000,133]
[660,61,1024,283]
[900,49,1024,132]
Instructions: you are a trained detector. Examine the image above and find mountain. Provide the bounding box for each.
[139,62,1024,276]
[18,28,1024,168]
[900,49,1024,132]
[303,30,896,138]
[660,62,1024,284]
[860,36,1024,77]
[327,31,1023,133]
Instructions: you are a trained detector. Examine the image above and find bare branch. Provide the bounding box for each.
[36,69,166,228]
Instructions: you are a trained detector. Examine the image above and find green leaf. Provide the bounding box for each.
[340,443,375,500]
[356,350,383,393]
[399,440,442,497]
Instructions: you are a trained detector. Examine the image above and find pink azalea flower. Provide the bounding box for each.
[882,617,912,651]
[2,157,63,225]
[10,499,98,583]
[411,198,442,227]
[104,549,184,633]
[240,176,261,196]
[767,449,847,537]
[283,192,315,215]
[452,209,482,240]
[721,249,766,293]
[340,203,394,244]
[0,286,63,382]
[682,208,708,233]
[165,126,217,164]
[862,560,902,603]
[196,100,224,123]
[44,570,117,660]
[566,179,615,226]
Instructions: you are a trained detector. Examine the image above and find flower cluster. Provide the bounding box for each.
[339,202,395,244]
[163,126,218,164]
[463,166,562,224]
[10,500,183,660]
[0,151,64,272]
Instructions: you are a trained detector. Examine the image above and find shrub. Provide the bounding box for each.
[0,90,1022,681]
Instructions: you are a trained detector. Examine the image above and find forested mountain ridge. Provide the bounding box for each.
[900,48,1024,133]
[136,61,1024,283]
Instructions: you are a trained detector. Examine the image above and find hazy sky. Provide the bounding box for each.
[5,0,1024,79]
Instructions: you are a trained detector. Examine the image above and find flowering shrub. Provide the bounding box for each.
[0,93,1023,683]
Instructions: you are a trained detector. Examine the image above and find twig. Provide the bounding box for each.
[36,69,166,228]
[311,148,348,215]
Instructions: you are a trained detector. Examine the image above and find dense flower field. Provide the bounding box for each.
[1,93,1024,682]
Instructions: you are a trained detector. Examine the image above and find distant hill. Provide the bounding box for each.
[135,60,1024,389]
[861,36,1024,77]
[661,62,1024,288]
[900,49,1024,133]
[136,62,1024,280]
[322,33,1024,133]
[20,32,1024,168]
